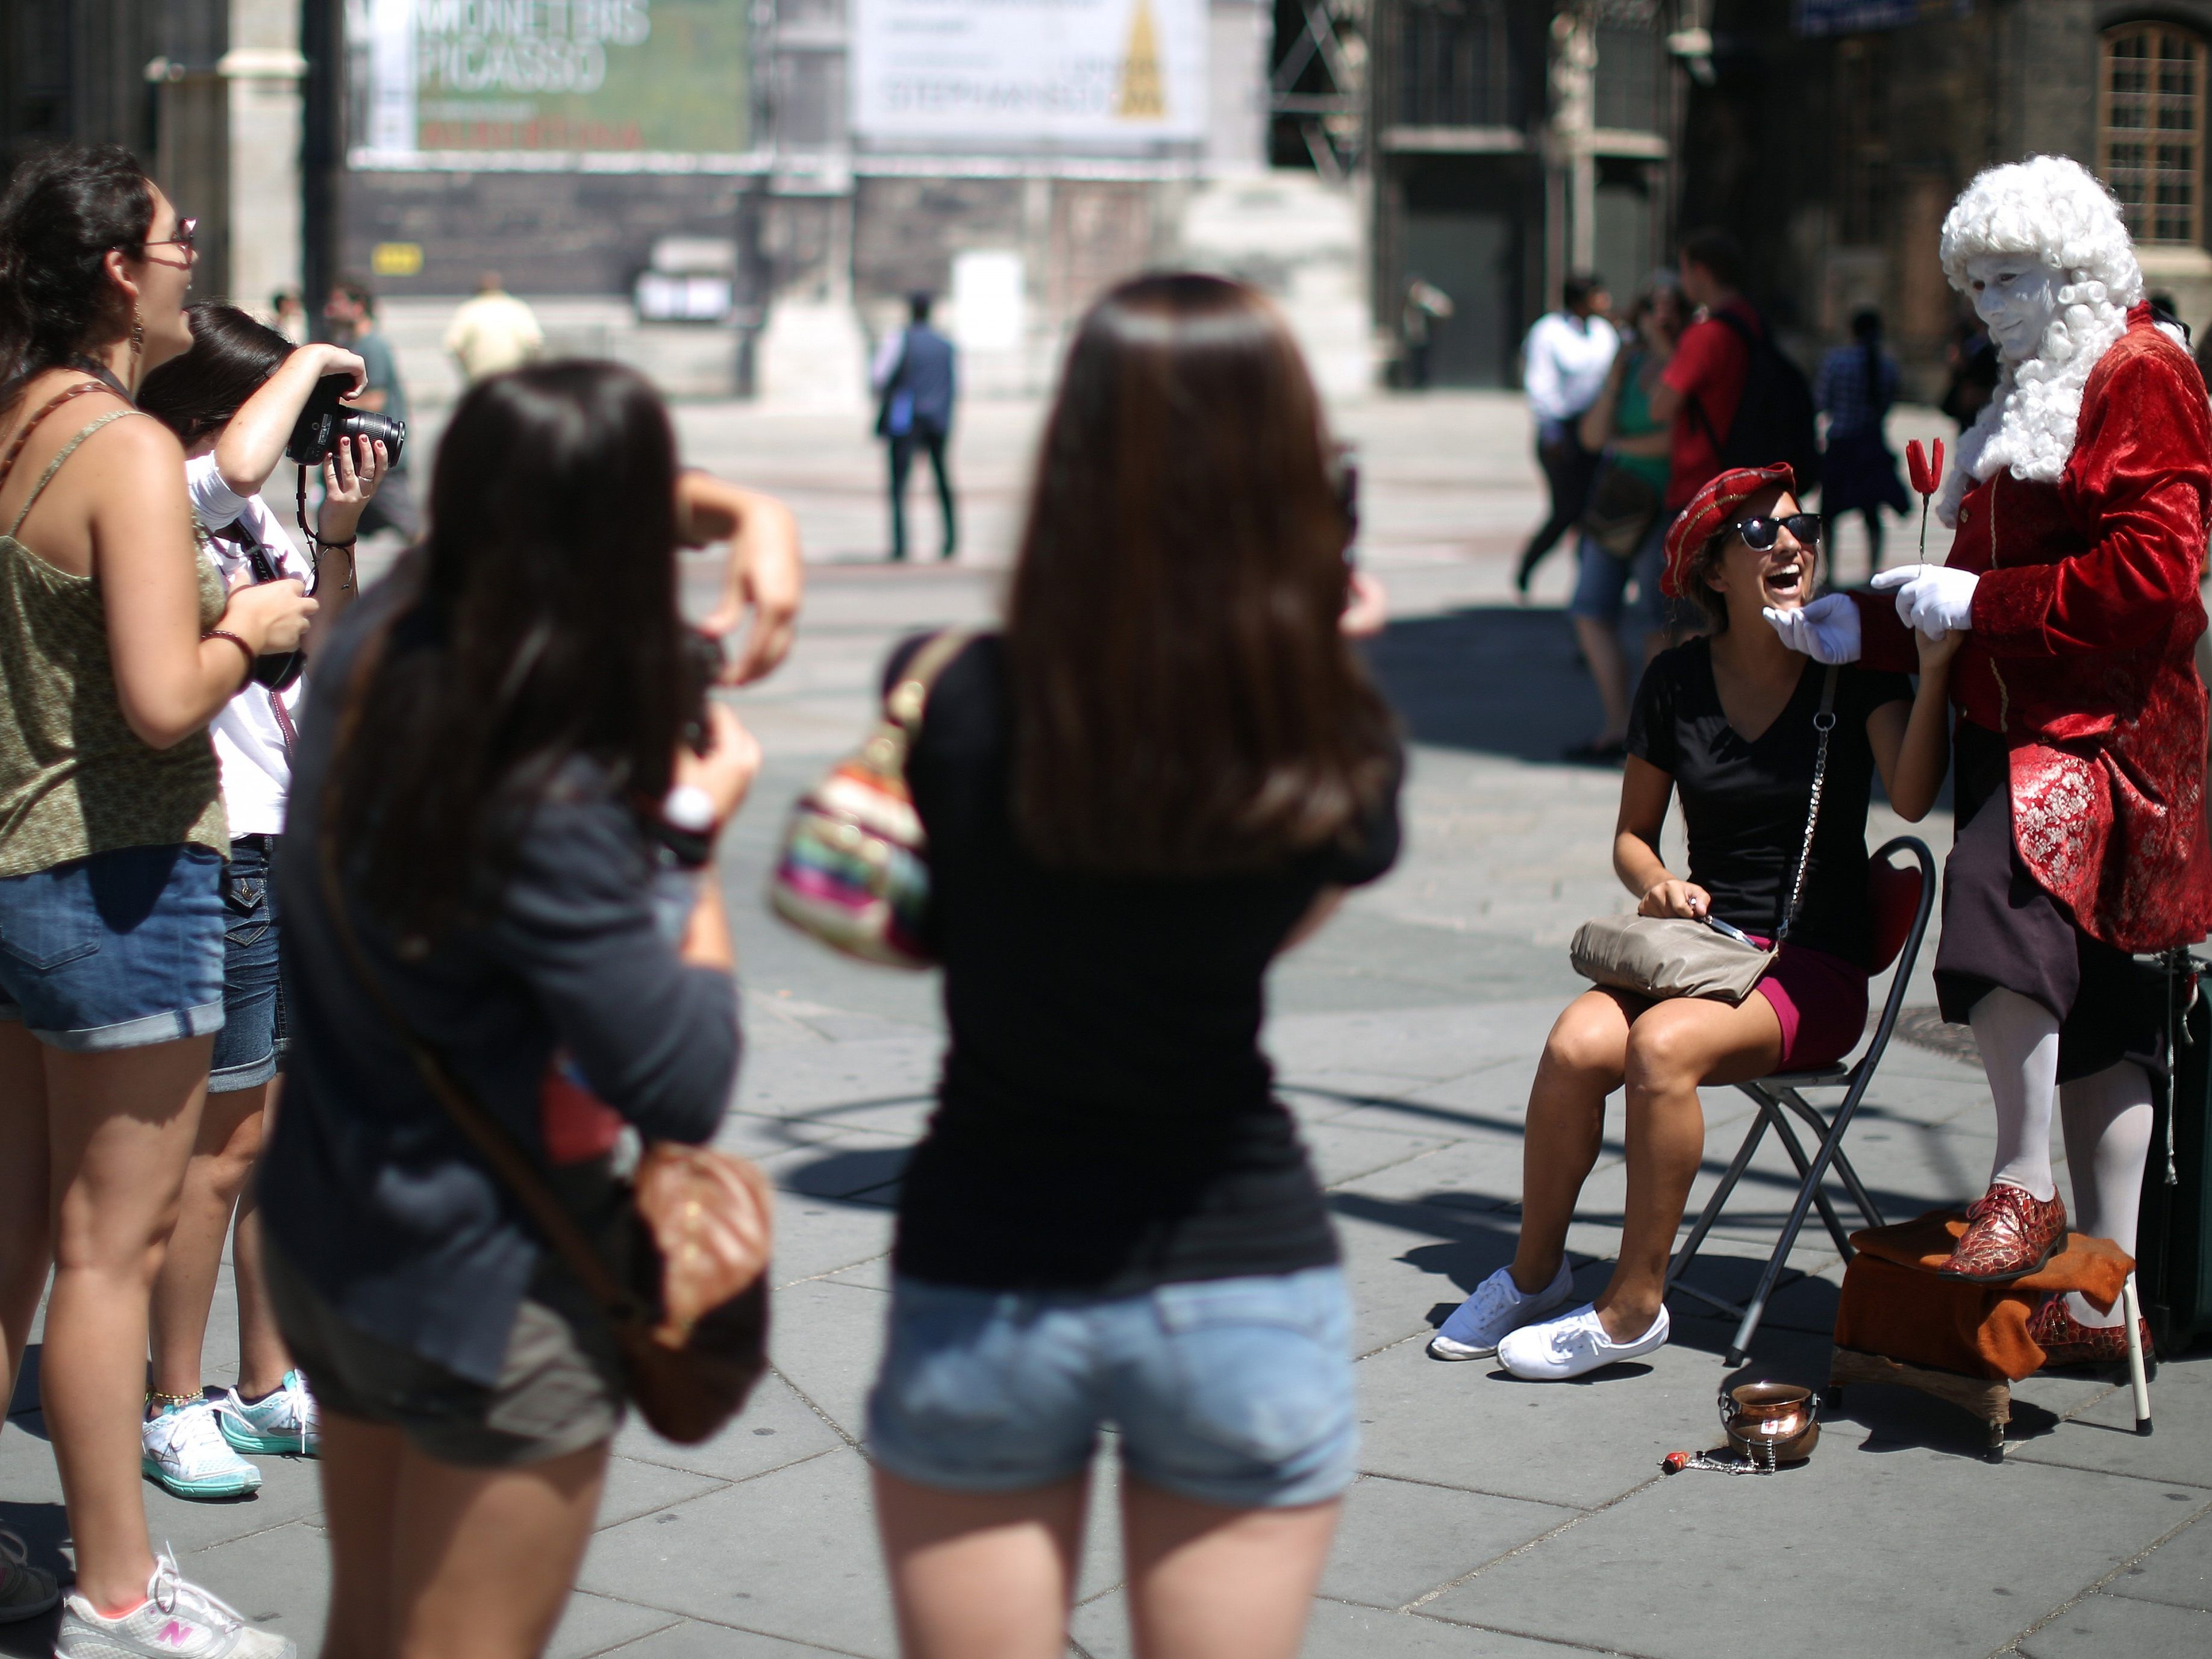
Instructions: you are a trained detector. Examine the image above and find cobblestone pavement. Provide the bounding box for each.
[6,393,2208,1658]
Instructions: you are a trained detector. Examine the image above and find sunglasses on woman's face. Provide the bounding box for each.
[138,217,197,266]
[1728,513,1822,551]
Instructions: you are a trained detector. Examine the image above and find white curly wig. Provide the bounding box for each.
[1934,154,2143,524]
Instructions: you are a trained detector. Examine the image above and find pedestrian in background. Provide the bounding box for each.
[872,292,958,562]
[866,273,1402,1659]
[1564,277,1686,761]
[1514,272,1616,598]
[269,289,308,346]
[1647,229,1758,526]
[135,304,387,1504]
[325,278,419,542]
[260,363,791,1659]
[1814,308,1909,576]
[443,270,545,385]
[0,139,315,1658]
[1400,275,1454,389]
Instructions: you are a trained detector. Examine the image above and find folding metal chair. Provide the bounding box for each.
[1665,835,1939,1364]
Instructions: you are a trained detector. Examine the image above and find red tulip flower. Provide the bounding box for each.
[1905,437,1945,561]
[1907,437,1944,497]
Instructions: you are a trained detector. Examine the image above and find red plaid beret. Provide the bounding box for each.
[1661,463,1798,598]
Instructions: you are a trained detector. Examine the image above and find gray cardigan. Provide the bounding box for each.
[262,579,739,1386]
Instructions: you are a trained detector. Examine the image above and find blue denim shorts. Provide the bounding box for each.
[867,1267,1357,1510]
[0,844,225,1052]
[210,836,286,1093]
[1568,517,1671,631]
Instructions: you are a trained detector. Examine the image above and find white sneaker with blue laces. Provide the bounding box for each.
[1427,1261,1576,1360]
[142,1398,263,1499]
[1496,1301,1671,1380]
[214,1370,319,1458]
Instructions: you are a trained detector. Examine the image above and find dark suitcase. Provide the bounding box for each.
[2139,953,2212,1354]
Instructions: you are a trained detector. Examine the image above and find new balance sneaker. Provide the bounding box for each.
[54,1548,292,1658]
[1497,1302,1671,1380]
[142,1399,262,1499]
[0,1526,58,1624]
[1428,1261,1577,1360]
[213,1372,319,1458]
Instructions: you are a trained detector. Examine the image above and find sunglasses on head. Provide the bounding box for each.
[1726,513,1822,551]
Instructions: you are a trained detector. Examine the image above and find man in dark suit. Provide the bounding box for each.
[873,292,959,561]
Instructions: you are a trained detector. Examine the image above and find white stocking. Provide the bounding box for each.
[1973,987,2061,1202]
[2058,1060,2155,1327]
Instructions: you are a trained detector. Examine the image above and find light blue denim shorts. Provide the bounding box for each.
[867,1266,1357,1510]
[0,844,225,1052]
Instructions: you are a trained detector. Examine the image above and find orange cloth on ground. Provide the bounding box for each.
[1831,1208,2134,1381]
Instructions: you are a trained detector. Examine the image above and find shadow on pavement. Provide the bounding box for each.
[1364,604,1604,762]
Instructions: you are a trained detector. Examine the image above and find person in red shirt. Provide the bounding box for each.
[1767,156,2212,1365]
[1649,228,1760,513]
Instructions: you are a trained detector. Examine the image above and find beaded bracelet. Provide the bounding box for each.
[204,628,255,688]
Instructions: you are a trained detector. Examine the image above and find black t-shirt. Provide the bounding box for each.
[1625,640,1910,966]
[889,634,1402,1292]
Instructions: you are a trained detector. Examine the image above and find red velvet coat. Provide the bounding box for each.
[1852,308,2212,953]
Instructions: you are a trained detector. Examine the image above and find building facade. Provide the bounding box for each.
[1686,1,2212,389]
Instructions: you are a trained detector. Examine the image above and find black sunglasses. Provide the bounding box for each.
[1726,513,1822,551]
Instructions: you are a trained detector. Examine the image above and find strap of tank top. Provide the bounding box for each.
[0,380,117,501]
[5,408,142,539]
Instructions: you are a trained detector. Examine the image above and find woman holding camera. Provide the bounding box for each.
[0,144,316,1652]
[260,361,793,1659]
[134,304,388,1501]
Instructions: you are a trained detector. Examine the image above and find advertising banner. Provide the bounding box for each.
[355,0,748,167]
[1793,0,1972,35]
[851,0,1208,145]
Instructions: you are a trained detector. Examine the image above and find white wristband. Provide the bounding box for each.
[661,783,716,834]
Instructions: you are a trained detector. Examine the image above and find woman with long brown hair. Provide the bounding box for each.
[0,142,315,1655]
[864,273,1401,1659]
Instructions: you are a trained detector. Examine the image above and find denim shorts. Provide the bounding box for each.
[867,1267,1357,1510]
[1568,517,1670,632]
[0,843,225,1052]
[210,836,286,1093]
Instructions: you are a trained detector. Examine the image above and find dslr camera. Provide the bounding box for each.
[284,373,406,469]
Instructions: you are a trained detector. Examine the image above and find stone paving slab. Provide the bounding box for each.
[2109,1513,2212,1608]
[2016,1591,2212,1658]
[1426,1454,2212,1659]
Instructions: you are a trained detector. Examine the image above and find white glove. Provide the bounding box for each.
[1763,592,1862,664]
[1870,563,1978,641]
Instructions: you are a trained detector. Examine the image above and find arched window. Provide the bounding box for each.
[2099,23,2208,246]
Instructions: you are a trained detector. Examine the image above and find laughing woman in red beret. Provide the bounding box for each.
[1428,465,1958,1381]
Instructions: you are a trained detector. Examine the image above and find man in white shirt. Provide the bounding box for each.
[443,271,545,384]
[1516,273,1617,596]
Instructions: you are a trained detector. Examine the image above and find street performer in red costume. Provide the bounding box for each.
[1769,155,2212,1362]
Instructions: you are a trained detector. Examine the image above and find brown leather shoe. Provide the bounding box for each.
[1935,1183,2067,1283]
[2028,1293,2154,1369]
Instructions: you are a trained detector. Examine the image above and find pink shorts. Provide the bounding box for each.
[1748,938,1869,1072]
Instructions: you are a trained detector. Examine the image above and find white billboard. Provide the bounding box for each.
[852,0,1208,145]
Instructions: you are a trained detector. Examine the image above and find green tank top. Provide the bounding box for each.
[1610,351,1673,493]
[0,409,228,878]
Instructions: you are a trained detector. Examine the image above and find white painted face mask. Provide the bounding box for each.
[1964,253,2067,363]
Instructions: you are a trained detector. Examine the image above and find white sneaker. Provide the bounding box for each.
[54,1546,294,1657]
[0,1526,58,1623]
[213,1372,319,1458]
[142,1399,263,1499]
[1428,1261,1576,1360]
[1497,1302,1671,1380]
